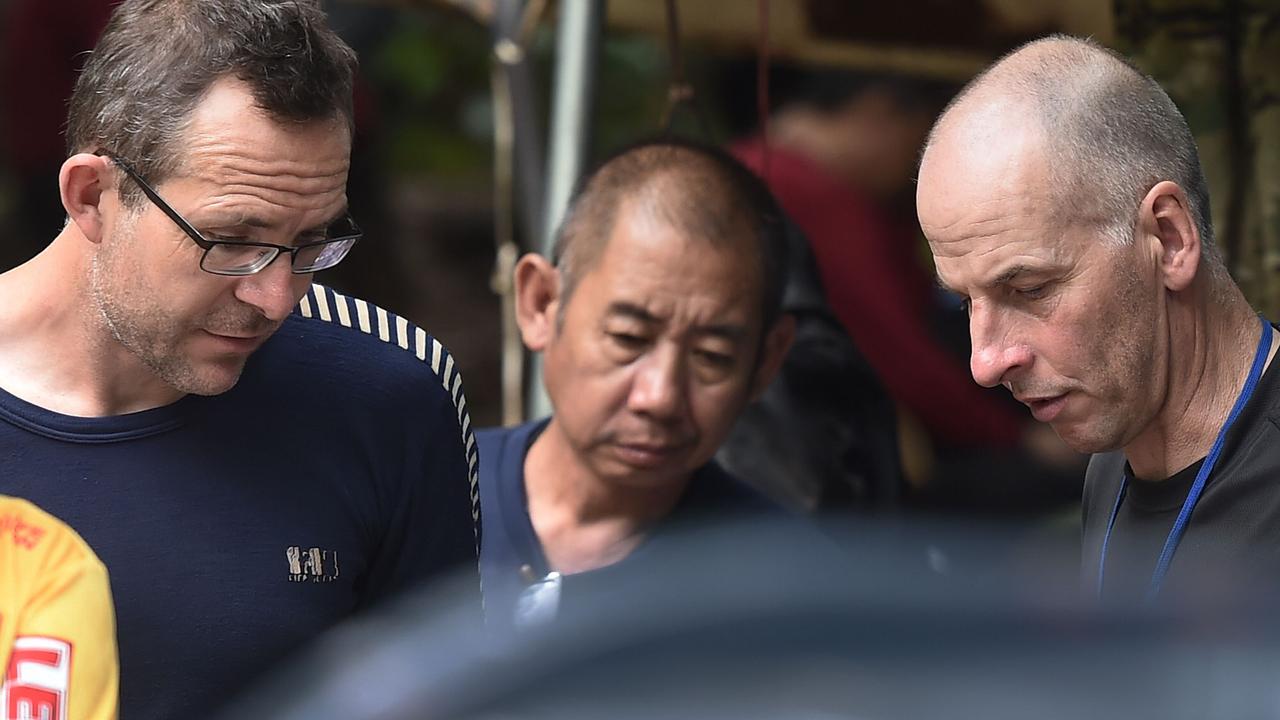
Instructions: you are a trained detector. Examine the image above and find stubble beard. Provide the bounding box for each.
[89,249,250,397]
[1063,259,1159,455]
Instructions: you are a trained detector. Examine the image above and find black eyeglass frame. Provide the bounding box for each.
[96,150,362,276]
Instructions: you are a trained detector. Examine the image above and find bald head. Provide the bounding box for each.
[923,35,1216,263]
[554,139,788,331]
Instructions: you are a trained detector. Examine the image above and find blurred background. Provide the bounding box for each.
[3,0,1277,532]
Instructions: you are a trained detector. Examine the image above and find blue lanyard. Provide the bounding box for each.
[1097,315,1273,602]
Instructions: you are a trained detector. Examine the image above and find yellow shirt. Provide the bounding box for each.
[0,497,118,720]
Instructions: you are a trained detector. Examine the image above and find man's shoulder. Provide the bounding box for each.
[475,419,546,492]
[262,284,467,403]
[0,496,106,583]
[475,420,543,456]
[682,459,784,516]
[1082,451,1125,527]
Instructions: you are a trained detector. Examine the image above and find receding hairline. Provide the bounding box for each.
[922,34,1215,245]
[929,36,1138,149]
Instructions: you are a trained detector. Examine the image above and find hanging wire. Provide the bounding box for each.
[490,0,546,426]
[659,0,713,139]
[756,0,771,180]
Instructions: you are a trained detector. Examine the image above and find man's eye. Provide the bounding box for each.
[208,234,251,244]
[1015,285,1048,300]
[694,349,734,368]
[608,332,646,349]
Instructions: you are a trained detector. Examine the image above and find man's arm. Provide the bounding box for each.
[2,500,118,720]
[355,352,482,615]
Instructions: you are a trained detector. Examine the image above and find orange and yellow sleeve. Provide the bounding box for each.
[0,497,118,720]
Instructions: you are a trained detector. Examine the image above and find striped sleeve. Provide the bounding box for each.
[298,284,481,552]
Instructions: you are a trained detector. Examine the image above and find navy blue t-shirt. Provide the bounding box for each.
[0,284,481,720]
[477,418,778,628]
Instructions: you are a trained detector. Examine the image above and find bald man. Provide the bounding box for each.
[917,35,1280,602]
[476,139,795,628]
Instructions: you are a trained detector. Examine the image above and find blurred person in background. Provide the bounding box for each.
[0,1,479,717]
[919,35,1280,602]
[477,139,795,629]
[0,496,117,720]
[731,68,1084,514]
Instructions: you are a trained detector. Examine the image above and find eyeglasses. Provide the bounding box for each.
[97,150,361,276]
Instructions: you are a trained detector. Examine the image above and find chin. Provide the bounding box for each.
[161,362,247,397]
[1052,422,1124,456]
[601,458,695,489]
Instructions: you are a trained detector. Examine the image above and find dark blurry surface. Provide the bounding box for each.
[221,516,1280,720]
[718,218,904,513]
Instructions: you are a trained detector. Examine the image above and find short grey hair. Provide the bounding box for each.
[931,35,1220,268]
[66,0,357,207]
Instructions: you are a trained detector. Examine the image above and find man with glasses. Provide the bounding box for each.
[0,1,480,718]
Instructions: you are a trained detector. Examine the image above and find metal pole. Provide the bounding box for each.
[527,0,604,420]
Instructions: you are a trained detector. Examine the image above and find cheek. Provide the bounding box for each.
[544,346,628,416]
[688,381,753,433]
[289,274,314,300]
[1075,290,1155,389]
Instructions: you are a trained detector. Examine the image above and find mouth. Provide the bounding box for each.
[201,330,270,353]
[1018,393,1069,423]
[613,441,688,469]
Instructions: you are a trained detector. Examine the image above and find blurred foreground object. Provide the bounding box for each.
[221,515,1280,720]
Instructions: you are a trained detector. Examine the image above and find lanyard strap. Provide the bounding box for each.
[1098,315,1273,602]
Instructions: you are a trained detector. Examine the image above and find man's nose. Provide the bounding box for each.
[627,348,687,420]
[234,253,302,322]
[969,305,1032,388]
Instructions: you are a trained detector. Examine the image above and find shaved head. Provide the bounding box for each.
[916,35,1228,456]
[553,139,788,332]
[923,35,1217,266]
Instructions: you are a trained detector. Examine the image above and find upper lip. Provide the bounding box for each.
[620,442,676,452]
[617,439,688,453]
[1015,393,1063,405]
[206,331,268,342]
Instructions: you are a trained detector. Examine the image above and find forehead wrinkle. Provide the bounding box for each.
[203,165,349,194]
[197,200,350,227]
[199,187,347,215]
[605,301,659,323]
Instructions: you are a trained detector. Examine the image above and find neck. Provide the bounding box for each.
[0,229,184,416]
[1124,287,1273,480]
[523,418,691,574]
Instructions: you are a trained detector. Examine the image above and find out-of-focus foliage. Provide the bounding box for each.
[369,9,494,180]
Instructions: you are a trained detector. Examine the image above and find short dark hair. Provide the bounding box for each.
[552,137,789,334]
[66,0,357,206]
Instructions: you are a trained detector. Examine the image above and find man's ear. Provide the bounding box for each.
[513,253,561,352]
[59,152,114,244]
[749,313,796,401]
[1137,180,1200,292]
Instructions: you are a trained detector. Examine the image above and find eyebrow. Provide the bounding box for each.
[936,263,1043,294]
[604,302,749,341]
[990,264,1038,287]
[201,207,349,234]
